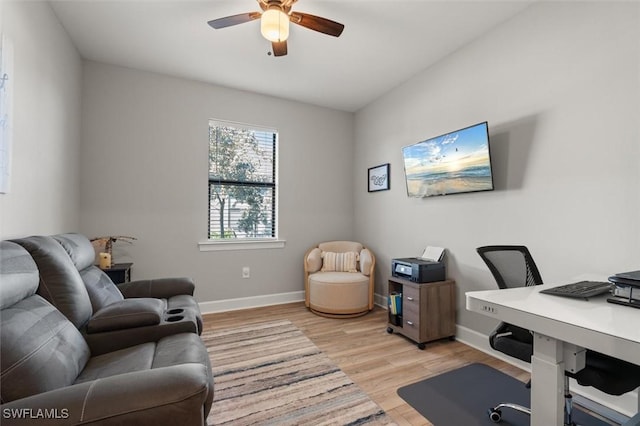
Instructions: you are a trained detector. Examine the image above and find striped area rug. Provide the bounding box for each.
[204,319,395,426]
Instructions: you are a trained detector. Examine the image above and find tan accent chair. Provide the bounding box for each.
[304,241,375,318]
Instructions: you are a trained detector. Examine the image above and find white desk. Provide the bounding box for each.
[466,284,640,426]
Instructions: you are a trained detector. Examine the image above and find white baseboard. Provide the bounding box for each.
[202,291,386,314]
[199,291,304,314]
[374,292,387,308]
[201,291,388,315]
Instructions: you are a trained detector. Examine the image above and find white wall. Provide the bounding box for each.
[0,2,82,239]
[354,2,639,334]
[79,62,354,304]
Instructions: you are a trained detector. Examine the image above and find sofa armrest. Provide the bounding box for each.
[86,298,164,333]
[119,277,195,299]
[0,364,209,425]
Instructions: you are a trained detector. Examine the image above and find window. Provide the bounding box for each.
[208,120,277,241]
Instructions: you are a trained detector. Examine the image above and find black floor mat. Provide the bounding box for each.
[397,363,611,426]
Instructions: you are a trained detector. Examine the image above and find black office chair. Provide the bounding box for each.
[477,245,640,425]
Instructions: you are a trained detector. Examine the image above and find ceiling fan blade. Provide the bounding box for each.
[272,41,288,57]
[289,12,344,37]
[207,12,261,29]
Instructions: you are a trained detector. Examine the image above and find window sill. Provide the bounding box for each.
[198,239,286,252]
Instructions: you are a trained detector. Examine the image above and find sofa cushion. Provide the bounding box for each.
[74,333,214,415]
[79,265,126,312]
[55,233,125,311]
[75,343,155,384]
[12,236,93,328]
[321,251,359,272]
[0,241,40,310]
[0,295,91,402]
[53,233,96,271]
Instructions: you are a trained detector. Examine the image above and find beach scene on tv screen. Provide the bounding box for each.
[403,123,493,198]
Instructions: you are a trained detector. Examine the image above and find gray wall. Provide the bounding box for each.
[354,2,640,334]
[3,1,638,327]
[0,2,82,239]
[79,62,355,304]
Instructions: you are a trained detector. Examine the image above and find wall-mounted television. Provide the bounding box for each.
[402,121,494,198]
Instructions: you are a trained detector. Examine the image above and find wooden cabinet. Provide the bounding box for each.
[387,277,456,349]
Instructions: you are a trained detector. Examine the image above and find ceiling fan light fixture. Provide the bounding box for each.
[261,8,289,42]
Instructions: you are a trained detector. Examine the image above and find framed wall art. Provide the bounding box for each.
[368,163,390,192]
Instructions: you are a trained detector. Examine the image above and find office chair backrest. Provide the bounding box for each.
[477,245,543,289]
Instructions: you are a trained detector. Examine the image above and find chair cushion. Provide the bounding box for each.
[321,251,359,272]
[308,272,370,313]
[489,322,533,363]
[309,271,369,285]
[568,350,640,396]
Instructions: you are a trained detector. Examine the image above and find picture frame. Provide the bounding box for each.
[368,163,390,192]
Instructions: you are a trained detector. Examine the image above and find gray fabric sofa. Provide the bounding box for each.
[0,240,214,425]
[13,233,203,355]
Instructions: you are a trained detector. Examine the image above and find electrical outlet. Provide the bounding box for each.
[242,267,250,279]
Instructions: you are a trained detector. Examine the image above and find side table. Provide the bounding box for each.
[102,262,132,284]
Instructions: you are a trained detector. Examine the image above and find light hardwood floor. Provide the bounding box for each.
[203,302,530,425]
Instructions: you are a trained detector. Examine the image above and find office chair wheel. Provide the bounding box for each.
[386,327,393,334]
[488,408,502,423]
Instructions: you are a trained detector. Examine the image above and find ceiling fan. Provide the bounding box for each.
[207,0,344,57]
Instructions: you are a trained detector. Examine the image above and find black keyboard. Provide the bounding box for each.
[540,281,612,299]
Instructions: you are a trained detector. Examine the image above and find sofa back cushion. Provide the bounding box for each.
[54,233,124,311]
[53,233,95,271]
[0,241,40,309]
[13,236,93,329]
[0,242,90,403]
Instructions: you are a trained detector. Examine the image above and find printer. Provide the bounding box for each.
[392,246,446,283]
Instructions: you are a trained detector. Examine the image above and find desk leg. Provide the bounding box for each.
[531,332,565,426]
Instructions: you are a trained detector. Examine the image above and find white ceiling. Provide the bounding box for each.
[50,0,532,112]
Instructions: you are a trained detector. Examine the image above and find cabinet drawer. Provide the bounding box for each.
[403,286,420,309]
[402,313,420,341]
